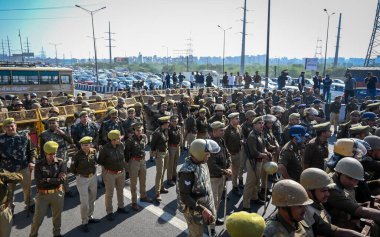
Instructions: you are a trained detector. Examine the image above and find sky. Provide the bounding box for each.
[0,0,377,59]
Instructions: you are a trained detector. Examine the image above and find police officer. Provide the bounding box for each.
[71,111,99,149]
[254,100,266,116]
[361,112,378,134]
[115,97,128,120]
[167,115,181,186]
[40,116,74,197]
[224,113,243,196]
[208,104,227,126]
[263,179,314,236]
[301,108,318,138]
[349,125,370,139]
[338,110,361,139]
[208,121,232,228]
[98,130,129,221]
[30,141,66,237]
[151,116,170,201]
[100,109,125,145]
[0,170,23,237]
[278,125,307,182]
[242,116,267,211]
[125,123,153,211]
[300,168,365,237]
[324,157,380,230]
[196,108,209,139]
[70,136,100,232]
[184,105,198,149]
[0,118,37,212]
[177,139,220,237]
[122,107,142,138]
[303,122,331,170]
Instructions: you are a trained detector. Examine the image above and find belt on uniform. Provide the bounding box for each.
[0,202,9,211]
[131,156,144,161]
[169,144,179,147]
[37,185,62,195]
[105,169,124,174]
[78,173,94,178]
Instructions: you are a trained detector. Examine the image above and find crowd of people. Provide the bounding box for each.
[0,84,380,237]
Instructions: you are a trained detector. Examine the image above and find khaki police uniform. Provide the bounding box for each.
[70,140,98,225]
[0,170,23,237]
[242,119,266,208]
[168,123,181,182]
[125,133,148,204]
[30,150,66,237]
[223,123,243,189]
[98,139,126,214]
[150,118,169,195]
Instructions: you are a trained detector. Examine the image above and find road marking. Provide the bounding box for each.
[123,188,208,237]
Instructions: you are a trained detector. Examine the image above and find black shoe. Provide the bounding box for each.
[238,178,244,188]
[252,199,265,205]
[107,213,115,221]
[149,157,154,162]
[258,191,270,201]
[81,224,89,232]
[232,187,242,196]
[125,172,130,180]
[160,188,169,194]
[172,176,177,182]
[88,217,100,224]
[167,180,175,186]
[140,196,153,203]
[117,207,129,214]
[26,204,35,214]
[65,191,74,198]
[215,218,224,226]
[210,228,217,237]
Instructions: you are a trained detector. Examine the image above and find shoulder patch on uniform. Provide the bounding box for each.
[184,180,191,186]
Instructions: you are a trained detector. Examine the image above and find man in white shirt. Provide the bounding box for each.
[228,73,235,88]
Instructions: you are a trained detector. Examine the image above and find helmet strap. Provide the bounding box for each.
[285,207,298,224]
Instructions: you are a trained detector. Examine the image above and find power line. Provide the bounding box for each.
[0,4,103,11]
[0,16,83,21]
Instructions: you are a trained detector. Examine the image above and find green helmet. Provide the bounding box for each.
[189,139,220,162]
[226,211,265,237]
[263,161,278,175]
[334,157,364,181]
[272,179,313,207]
[300,168,334,190]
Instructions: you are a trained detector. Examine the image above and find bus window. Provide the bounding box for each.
[41,75,59,84]
[12,75,27,84]
[27,76,39,84]
[61,75,71,84]
[0,75,10,85]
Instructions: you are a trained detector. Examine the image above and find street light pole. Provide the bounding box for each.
[217,25,232,75]
[49,42,62,66]
[75,5,106,85]
[264,0,271,88]
[322,9,335,77]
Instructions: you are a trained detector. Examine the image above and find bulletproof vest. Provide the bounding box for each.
[177,158,216,220]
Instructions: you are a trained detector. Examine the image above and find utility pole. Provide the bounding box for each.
[314,38,323,58]
[240,0,247,75]
[18,29,24,62]
[333,13,342,67]
[322,9,335,76]
[1,39,5,60]
[75,5,106,85]
[217,25,232,75]
[24,37,31,61]
[105,21,116,64]
[6,36,11,59]
[264,0,271,88]
[49,42,61,66]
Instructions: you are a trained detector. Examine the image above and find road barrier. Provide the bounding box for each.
[75,83,119,94]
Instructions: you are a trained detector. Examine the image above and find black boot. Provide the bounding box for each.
[232,187,242,196]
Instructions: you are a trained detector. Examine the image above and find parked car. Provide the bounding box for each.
[355,87,380,101]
